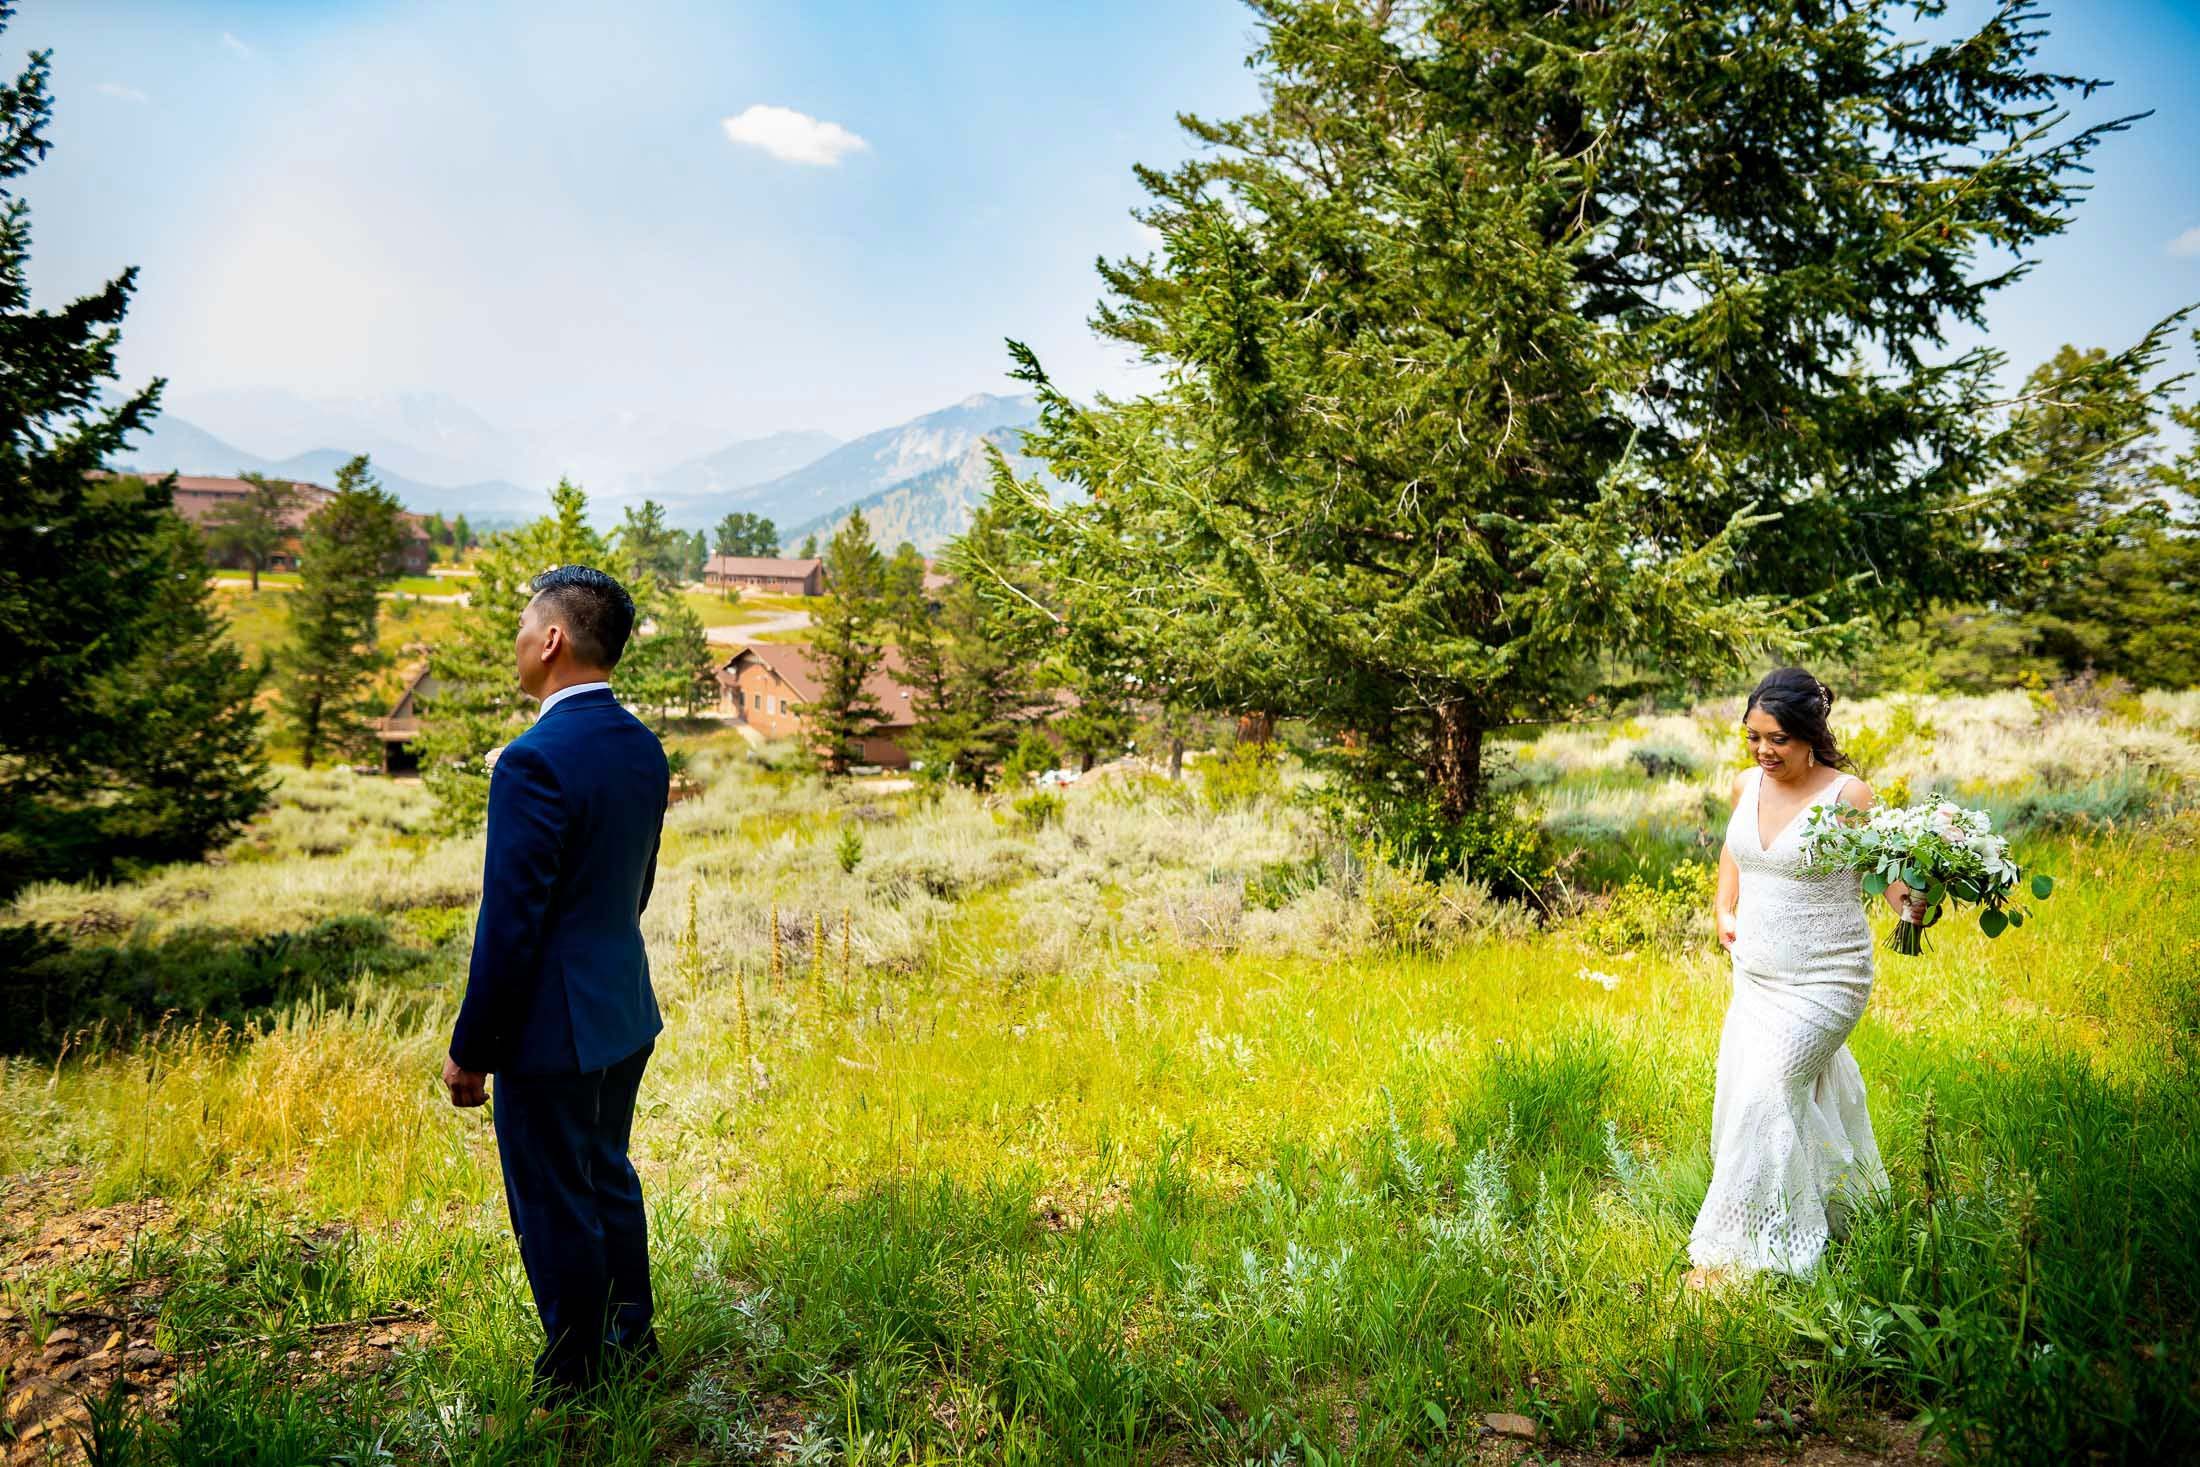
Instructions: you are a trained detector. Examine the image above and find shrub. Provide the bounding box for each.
[1242,855,1326,911]
[1196,742,1284,811]
[0,916,432,1054]
[2001,771,2172,833]
[1574,861,1716,955]
[1842,700,1938,780]
[1627,743,1703,779]
[1011,791,1064,831]
[1001,728,1059,789]
[1342,788,1553,900]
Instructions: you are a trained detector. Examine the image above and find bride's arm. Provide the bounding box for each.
[1716,770,1743,948]
[1840,777,1922,919]
[1716,844,1739,949]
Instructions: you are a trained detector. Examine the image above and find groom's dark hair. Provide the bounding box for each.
[529,564,637,670]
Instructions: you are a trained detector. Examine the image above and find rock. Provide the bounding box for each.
[126,1346,163,1367]
[102,1328,125,1352]
[43,1325,79,1346]
[367,1330,398,1348]
[1483,1412,1541,1441]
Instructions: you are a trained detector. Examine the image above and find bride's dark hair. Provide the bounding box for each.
[1744,667,1852,770]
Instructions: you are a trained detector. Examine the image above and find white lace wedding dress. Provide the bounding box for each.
[1688,767,1889,1276]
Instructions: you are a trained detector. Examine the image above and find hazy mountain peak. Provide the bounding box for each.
[657,392,1043,530]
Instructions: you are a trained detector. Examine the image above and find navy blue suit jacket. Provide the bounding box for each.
[450,687,670,1076]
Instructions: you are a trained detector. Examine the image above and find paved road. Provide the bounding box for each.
[705,606,812,645]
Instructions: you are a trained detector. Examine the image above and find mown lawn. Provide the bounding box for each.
[2,694,2195,1463]
[683,589,818,629]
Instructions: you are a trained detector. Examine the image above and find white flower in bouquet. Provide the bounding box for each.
[1798,797,2052,956]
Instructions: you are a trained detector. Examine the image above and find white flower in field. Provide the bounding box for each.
[1577,967,1621,992]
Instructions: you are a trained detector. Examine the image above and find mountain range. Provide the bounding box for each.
[111,388,1051,547]
[782,427,1064,553]
[113,412,547,522]
[653,392,1043,532]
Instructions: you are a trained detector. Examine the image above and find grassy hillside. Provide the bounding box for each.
[3,692,2197,1462]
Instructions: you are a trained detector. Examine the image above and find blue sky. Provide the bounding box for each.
[15,0,2200,471]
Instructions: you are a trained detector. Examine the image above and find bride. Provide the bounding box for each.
[1686,668,1915,1283]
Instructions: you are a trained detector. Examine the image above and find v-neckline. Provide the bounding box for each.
[1754,767,1843,854]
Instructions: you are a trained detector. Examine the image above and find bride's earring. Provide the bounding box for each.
[1807,750,1816,767]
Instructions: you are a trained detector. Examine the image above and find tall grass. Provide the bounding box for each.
[4,703,2196,1462]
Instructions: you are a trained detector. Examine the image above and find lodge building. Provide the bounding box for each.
[162,473,434,575]
[715,642,918,769]
[702,555,825,597]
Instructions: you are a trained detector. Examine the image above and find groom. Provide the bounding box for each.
[441,564,671,1400]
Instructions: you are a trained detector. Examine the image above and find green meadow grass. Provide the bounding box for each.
[3,697,2196,1463]
[683,589,819,630]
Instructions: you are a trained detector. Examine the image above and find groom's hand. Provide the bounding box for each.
[442,1054,489,1108]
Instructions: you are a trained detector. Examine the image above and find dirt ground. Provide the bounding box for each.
[1,1169,434,1464]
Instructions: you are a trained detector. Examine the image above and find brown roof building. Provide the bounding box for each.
[159,473,433,575]
[715,642,918,769]
[703,555,824,597]
[371,667,440,775]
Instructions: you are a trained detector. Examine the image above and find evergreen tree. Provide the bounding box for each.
[611,525,716,724]
[714,511,779,558]
[882,541,929,632]
[616,596,715,722]
[420,479,608,828]
[802,510,887,776]
[797,532,819,559]
[204,472,298,591]
[1894,342,2200,689]
[1050,667,1136,773]
[0,21,268,894]
[1011,0,2175,822]
[278,455,404,769]
[907,481,1051,790]
[451,512,473,552]
[616,499,688,586]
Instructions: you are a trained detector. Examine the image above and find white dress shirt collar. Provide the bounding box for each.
[537,680,613,718]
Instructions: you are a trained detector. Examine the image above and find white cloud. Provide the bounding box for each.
[719,104,868,167]
[220,31,253,59]
[2170,226,2200,259]
[97,81,148,103]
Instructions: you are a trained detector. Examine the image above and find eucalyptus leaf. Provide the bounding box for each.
[1980,907,2009,939]
[2032,873,2055,900]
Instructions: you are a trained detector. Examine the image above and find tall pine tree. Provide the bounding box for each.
[204,472,299,591]
[0,17,267,893]
[803,510,887,776]
[420,478,608,828]
[1010,0,2178,822]
[279,455,404,769]
[907,481,1051,790]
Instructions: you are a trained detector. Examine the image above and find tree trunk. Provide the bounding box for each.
[1168,736,1185,781]
[1235,709,1274,745]
[249,561,260,593]
[1430,700,1484,820]
[1080,749,1096,773]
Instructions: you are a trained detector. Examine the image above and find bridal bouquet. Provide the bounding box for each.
[1799,799,2053,956]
